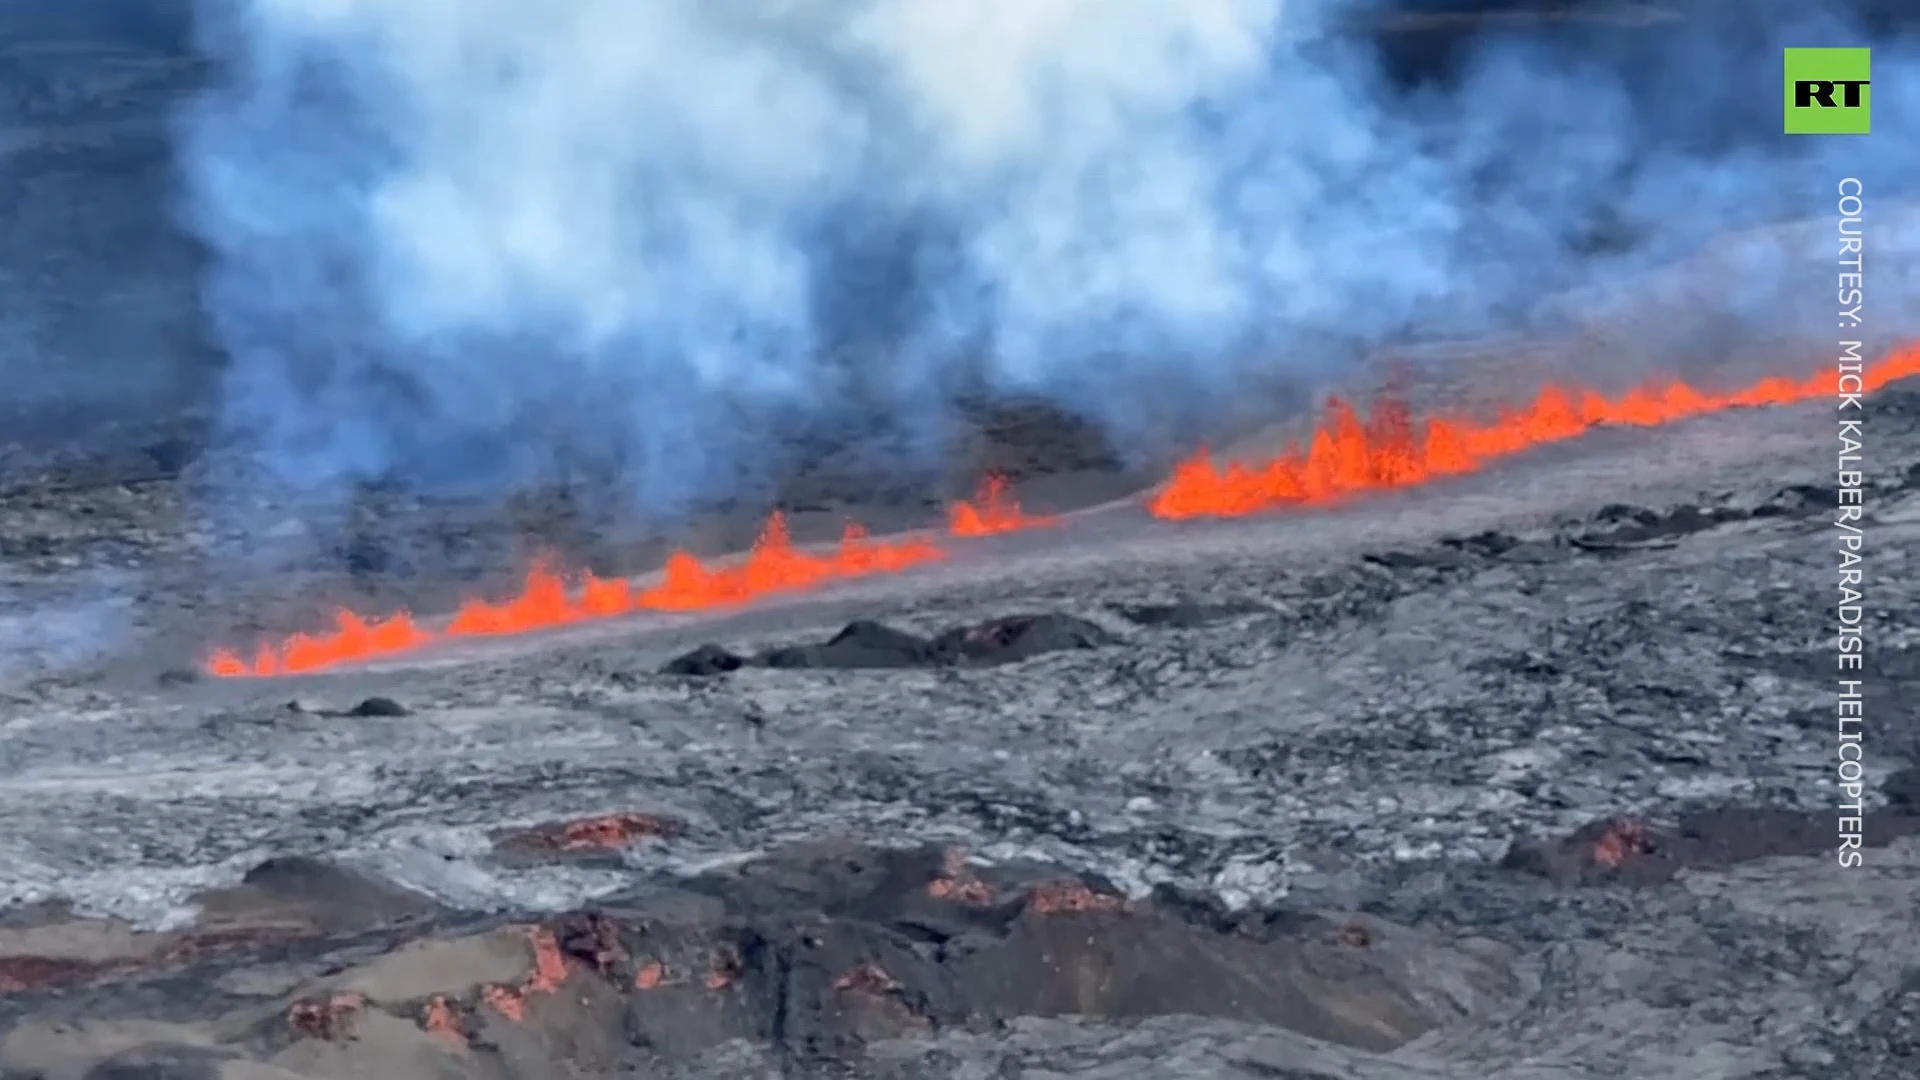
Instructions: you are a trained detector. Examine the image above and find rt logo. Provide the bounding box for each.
[1785,48,1870,135]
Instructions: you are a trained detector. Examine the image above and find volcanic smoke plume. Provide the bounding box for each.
[201,346,1920,677]
[176,0,1920,517]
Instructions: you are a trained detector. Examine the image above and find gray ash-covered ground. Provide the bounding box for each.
[8,2,1920,1077]
[0,380,1915,1079]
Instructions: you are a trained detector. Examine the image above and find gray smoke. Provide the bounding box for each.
[175,0,1920,515]
[0,571,138,686]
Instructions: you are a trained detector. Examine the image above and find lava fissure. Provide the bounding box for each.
[206,349,1919,679]
[1149,348,1920,520]
[947,473,1059,537]
[207,513,946,678]
[206,481,1039,678]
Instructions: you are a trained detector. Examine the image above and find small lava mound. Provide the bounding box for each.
[663,612,1118,677]
[583,841,1519,1064]
[0,844,1524,1077]
[344,695,411,718]
[207,855,447,932]
[924,612,1117,665]
[282,697,415,719]
[661,644,748,677]
[1503,803,1920,887]
[491,812,683,870]
[1569,501,1749,551]
[1747,482,1839,519]
[1360,529,1560,572]
[0,857,445,999]
[759,620,935,670]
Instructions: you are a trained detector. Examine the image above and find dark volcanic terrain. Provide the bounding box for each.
[0,380,1915,1080]
[6,1,1920,1078]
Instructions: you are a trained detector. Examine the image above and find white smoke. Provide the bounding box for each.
[176,0,1919,513]
[0,571,138,686]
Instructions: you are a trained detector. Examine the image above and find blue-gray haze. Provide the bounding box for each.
[5,0,1918,516]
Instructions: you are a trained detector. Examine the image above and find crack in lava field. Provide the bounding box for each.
[206,347,1919,678]
[206,476,1053,677]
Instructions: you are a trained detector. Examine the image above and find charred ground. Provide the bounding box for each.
[0,381,1915,1079]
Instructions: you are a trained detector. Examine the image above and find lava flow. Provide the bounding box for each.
[206,480,1050,678]
[1150,346,1920,521]
[948,474,1059,537]
[206,513,945,677]
[207,347,1920,678]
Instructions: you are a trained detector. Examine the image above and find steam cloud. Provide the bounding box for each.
[177,0,1920,515]
[0,572,138,684]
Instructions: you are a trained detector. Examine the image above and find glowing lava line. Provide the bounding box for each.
[206,514,944,677]
[947,474,1059,537]
[1150,347,1920,521]
[206,349,1920,678]
[205,479,1050,678]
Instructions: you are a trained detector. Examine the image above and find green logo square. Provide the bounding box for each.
[1785,48,1870,135]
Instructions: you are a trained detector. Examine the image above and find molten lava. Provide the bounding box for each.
[205,348,1920,678]
[206,478,1064,677]
[1150,347,1920,520]
[947,474,1059,537]
[206,513,946,677]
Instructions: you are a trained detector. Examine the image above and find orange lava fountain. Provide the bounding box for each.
[205,347,1920,678]
[947,474,1059,537]
[1149,347,1920,521]
[206,514,945,677]
[206,479,1059,678]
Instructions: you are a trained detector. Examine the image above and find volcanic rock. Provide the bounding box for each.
[1363,546,1472,571]
[1445,529,1523,557]
[320,845,1520,1069]
[927,612,1118,666]
[345,695,410,717]
[0,841,1537,1077]
[1747,482,1836,518]
[12,382,1920,1077]
[491,813,682,869]
[1571,501,1748,550]
[10,5,1920,1076]
[1867,382,1920,419]
[661,644,747,677]
[1884,766,1920,810]
[1502,805,1920,887]
[757,620,934,670]
[731,614,1116,672]
[78,1043,239,1080]
[286,991,368,1042]
[195,856,445,935]
[1109,600,1259,629]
